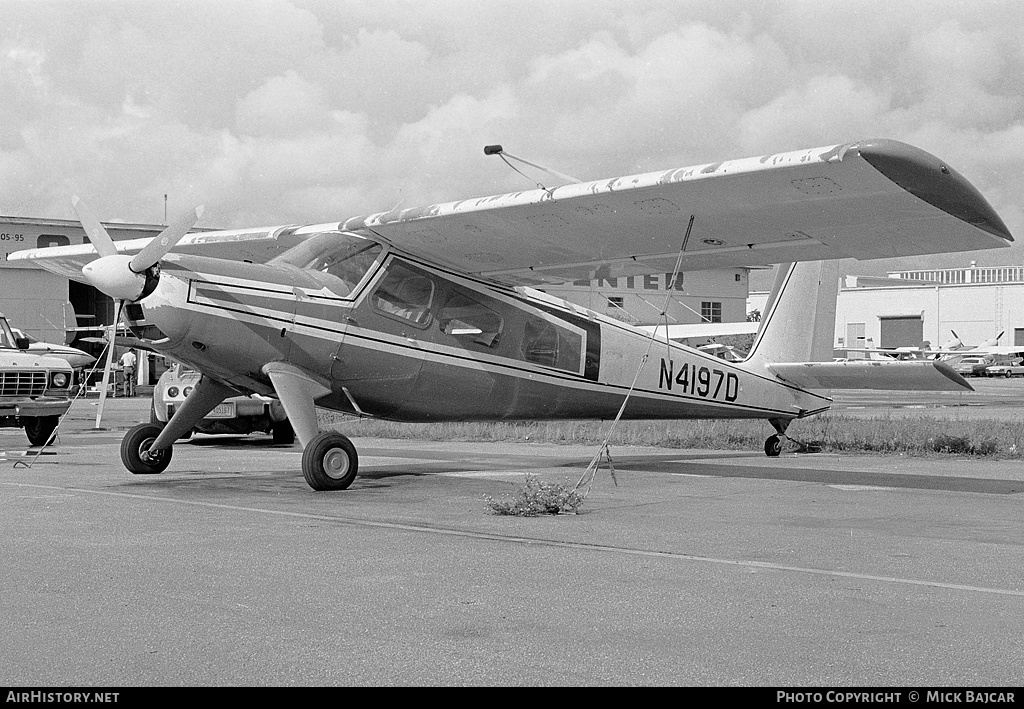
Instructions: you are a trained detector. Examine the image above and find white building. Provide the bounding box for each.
[835,264,1024,351]
[542,268,751,327]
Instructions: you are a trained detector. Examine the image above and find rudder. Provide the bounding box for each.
[744,261,839,367]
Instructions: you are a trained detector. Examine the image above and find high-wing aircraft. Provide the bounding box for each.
[9,327,96,370]
[854,331,1018,362]
[9,138,1013,490]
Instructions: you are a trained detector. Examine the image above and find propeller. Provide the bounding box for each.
[75,197,204,302]
[71,197,203,427]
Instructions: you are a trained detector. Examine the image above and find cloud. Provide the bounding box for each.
[0,0,1021,275]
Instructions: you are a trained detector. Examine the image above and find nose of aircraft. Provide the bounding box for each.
[82,254,149,302]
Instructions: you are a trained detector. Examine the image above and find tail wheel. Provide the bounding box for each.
[121,423,172,475]
[302,432,358,491]
[764,434,783,457]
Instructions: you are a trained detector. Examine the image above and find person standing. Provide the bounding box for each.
[120,349,137,397]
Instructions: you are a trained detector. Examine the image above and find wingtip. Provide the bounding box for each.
[858,138,1013,244]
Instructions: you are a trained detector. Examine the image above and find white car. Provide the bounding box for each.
[984,363,1024,378]
[954,357,993,377]
[152,362,294,443]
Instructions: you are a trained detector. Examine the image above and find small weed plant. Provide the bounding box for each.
[484,474,584,516]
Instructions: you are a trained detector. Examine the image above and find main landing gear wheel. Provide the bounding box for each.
[302,432,358,491]
[121,423,173,475]
[764,434,783,457]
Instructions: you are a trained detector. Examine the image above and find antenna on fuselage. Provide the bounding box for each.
[484,145,583,190]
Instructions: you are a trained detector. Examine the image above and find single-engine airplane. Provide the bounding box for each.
[9,138,1013,490]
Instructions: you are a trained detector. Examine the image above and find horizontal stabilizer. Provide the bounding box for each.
[766,360,973,391]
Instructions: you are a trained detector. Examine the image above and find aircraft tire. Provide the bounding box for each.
[302,432,358,491]
[121,422,172,475]
[764,434,783,457]
[25,416,59,447]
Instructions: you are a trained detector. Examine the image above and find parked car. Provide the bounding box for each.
[984,362,1024,378]
[152,362,294,443]
[954,357,994,377]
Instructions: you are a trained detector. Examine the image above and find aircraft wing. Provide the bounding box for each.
[340,138,1011,286]
[9,139,1012,288]
[767,360,973,391]
[7,225,305,280]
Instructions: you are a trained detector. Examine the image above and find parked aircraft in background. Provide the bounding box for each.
[10,327,96,370]
[10,138,1012,490]
[841,331,1010,362]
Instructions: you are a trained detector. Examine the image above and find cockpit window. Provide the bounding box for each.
[273,232,383,297]
[371,261,435,326]
[522,315,584,372]
[439,290,503,348]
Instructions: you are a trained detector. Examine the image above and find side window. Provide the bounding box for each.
[371,261,435,326]
[438,290,503,348]
[523,316,583,372]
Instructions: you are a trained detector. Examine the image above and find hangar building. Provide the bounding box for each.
[834,264,1024,352]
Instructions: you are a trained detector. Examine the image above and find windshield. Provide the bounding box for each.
[0,317,15,349]
[272,231,383,297]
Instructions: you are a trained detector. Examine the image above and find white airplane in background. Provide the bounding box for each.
[9,137,1013,491]
[10,327,96,369]
[845,331,971,361]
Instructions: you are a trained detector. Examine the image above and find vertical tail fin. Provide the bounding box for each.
[744,261,839,366]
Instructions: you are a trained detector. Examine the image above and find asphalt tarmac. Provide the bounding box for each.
[2,392,1024,686]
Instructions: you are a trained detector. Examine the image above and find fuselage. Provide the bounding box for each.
[126,231,831,425]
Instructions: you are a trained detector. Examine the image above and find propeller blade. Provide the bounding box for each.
[94,301,123,429]
[71,196,118,258]
[129,205,204,273]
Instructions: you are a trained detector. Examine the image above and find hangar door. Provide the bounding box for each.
[879,316,923,349]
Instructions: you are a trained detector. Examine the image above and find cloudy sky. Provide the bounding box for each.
[3,0,1024,275]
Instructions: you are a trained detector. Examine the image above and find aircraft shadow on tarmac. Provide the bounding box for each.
[605,453,1024,495]
[148,437,1024,495]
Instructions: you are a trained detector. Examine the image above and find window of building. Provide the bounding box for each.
[701,301,722,323]
[606,296,624,310]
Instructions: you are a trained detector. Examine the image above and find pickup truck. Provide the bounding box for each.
[0,314,74,446]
